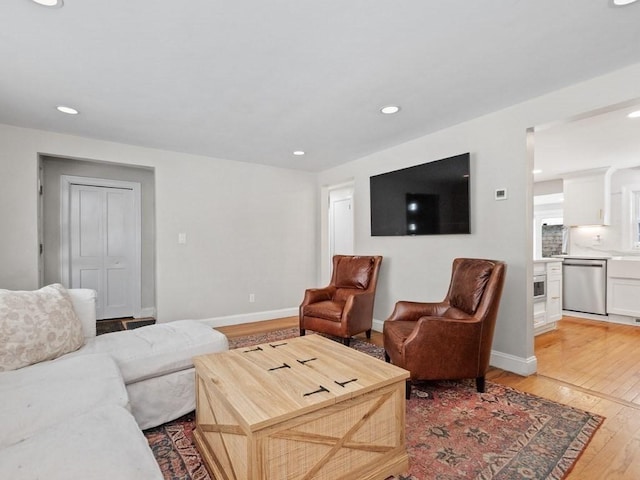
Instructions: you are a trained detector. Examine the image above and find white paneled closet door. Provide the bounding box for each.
[69,184,136,319]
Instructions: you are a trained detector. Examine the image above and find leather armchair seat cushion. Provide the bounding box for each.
[382,320,415,358]
[303,300,345,322]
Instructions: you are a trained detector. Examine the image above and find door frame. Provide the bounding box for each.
[326,181,355,278]
[328,184,354,258]
[60,175,142,317]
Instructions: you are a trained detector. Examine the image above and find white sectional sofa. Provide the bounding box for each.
[0,285,229,479]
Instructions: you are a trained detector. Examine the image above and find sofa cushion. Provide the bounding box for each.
[0,353,129,449]
[0,283,84,372]
[69,320,229,384]
[0,405,163,480]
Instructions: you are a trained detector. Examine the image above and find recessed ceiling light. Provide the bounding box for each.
[532,169,542,174]
[32,0,64,7]
[628,110,640,118]
[613,0,638,5]
[293,150,305,156]
[380,105,400,115]
[56,105,79,115]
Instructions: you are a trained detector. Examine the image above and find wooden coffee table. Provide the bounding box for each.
[193,334,409,480]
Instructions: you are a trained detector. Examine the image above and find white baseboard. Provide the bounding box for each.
[562,310,609,322]
[372,318,384,332]
[136,307,156,319]
[197,307,298,329]
[490,350,537,376]
[199,311,385,332]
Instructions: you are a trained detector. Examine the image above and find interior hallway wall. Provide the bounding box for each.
[41,156,156,315]
[0,127,317,322]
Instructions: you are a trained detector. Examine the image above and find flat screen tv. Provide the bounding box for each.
[370,153,470,236]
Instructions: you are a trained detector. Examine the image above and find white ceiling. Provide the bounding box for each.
[1,1,640,172]
[534,102,640,182]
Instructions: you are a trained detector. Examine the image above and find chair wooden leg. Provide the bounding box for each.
[300,329,305,336]
[343,337,351,347]
[365,329,371,339]
[405,380,411,400]
[476,376,485,393]
[384,351,390,363]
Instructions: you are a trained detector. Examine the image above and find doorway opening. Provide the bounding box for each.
[39,155,156,320]
[529,98,640,394]
[61,176,141,319]
[328,183,354,273]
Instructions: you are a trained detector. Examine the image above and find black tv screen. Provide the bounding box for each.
[370,153,470,236]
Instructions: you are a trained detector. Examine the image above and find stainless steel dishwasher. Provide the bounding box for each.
[562,258,607,315]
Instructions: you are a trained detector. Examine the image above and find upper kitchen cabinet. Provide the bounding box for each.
[562,167,614,226]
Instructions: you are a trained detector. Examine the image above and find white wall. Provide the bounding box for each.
[534,179,563,196]
[317,62,640,375]
[0,125,318,322]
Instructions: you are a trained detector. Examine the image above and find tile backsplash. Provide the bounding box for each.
[542,224,565,257]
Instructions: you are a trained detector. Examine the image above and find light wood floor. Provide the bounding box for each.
[217,315,640,479]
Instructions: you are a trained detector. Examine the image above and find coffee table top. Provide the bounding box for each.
[194,334,409,432]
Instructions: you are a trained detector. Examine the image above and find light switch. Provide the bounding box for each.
[178,233,187,244]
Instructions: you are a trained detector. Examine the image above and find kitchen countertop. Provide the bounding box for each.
[533,258,563,263]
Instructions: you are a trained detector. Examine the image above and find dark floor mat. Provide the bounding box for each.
[96,319,125,335]
[124,319,156,330]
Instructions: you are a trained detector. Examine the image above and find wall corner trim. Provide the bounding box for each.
[490,350,537,376]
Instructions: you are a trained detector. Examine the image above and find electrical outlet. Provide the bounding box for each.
[249,293,255,303]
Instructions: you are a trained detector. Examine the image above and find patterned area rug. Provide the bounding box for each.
[144,328,603,480]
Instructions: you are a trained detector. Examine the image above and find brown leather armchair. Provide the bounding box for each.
[383,258,506,397]
[300,255,383,346]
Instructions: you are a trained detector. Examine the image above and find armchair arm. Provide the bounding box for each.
[300,286,336,307]
[386,301,450,323]
[341,291,376,334]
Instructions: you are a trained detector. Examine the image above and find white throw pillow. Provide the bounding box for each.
[0,284,84,371]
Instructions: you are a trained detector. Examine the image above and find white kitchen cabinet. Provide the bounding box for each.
[533,260,562,335]
[607,258,640,319]
[533,300,546,330]
[546,262,563,322]
[562,168,612,226]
